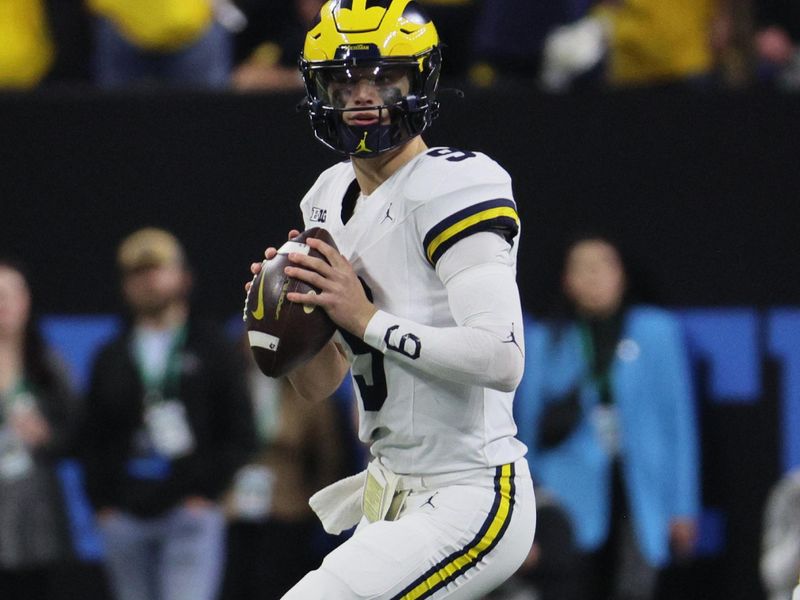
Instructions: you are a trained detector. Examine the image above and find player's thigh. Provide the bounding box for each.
[324,513,442,599]
[296,475,534,600]
[279,516,431,600]
[392,477,536,600]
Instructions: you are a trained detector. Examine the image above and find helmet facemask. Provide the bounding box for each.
[300,47,442,157]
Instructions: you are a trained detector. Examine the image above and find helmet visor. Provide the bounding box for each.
[310,64,417,114]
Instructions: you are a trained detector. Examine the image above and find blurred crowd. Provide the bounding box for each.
[3,0,800,93]
[0,230,362,600]
[0,223,787,600]
[3,1,800,600]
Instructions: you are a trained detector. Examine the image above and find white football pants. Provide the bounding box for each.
[282,458,536,600]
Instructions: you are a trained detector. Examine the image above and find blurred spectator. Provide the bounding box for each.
[541,0,732,91]
[469,0,583,88]
[0,0,55,89]
[597,0,729,88]
[80,228,255,600]
[85,0,236,88]
[514,234,700,600]
[516,488,582,600]
[716,0,756,88]
[754,1,800,89]
[761,469,800,600]
[0,258,77,599]
[44,0,94,86]
[0,1,94,89]
[231,0,323,92]
[220,349,346,600]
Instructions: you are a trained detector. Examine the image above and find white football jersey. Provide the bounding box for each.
[300,147,527,475]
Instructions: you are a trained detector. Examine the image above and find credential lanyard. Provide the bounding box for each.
[578,322,612,399]
[134,325,187,404]
[0,377,31,427]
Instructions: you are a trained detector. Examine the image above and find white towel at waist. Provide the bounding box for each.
[309,469,367,535]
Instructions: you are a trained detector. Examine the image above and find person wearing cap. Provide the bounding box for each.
[80,227,256,600]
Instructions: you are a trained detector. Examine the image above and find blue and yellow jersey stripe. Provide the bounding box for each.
[391,463,516,600]
[422,199,519,267]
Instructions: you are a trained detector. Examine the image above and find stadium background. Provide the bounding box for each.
[1,87,800,600]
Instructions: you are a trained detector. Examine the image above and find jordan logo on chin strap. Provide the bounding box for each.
[355,131,372,154]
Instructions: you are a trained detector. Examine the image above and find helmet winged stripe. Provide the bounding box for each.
[338,0,393,9]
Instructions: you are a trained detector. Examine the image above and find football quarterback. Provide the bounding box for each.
[249,1,536,598]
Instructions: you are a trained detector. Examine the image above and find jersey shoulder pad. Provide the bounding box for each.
[404,148,511,203]
[408,150,519,267]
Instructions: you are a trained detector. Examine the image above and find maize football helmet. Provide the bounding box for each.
[300,0,442,157]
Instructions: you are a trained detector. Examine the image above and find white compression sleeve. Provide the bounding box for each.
[361,232,525,392]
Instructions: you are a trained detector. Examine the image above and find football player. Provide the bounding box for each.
[248,1,535,598]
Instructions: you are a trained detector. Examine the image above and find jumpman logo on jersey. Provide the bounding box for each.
[355,131,372,154]
[503,322,522,353]
[421,492,439,510]
[381,203,394,223]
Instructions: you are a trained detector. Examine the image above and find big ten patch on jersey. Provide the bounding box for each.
[309,206,328,223]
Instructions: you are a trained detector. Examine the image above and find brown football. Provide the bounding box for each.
[243,227,337,378]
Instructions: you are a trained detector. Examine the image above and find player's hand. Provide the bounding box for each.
[10,404,51,448]
[96,507,119,524]
[519,541,540,572]
[244,229,302,292]
[284,237,377,338]
[184,495,215,515]
[669,517,697,559]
